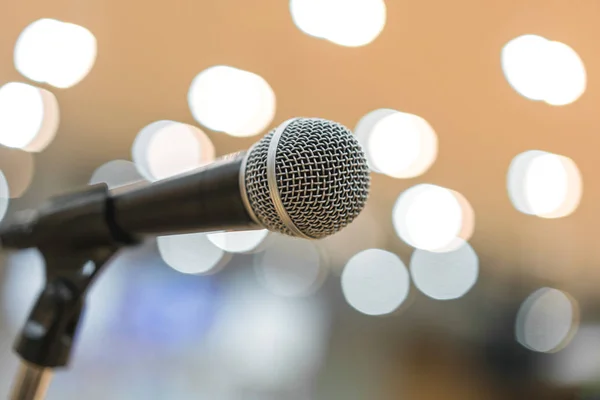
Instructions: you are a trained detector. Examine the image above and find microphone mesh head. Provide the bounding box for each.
[243,118,370,239]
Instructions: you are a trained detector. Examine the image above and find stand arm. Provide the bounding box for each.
[6,183,134,399]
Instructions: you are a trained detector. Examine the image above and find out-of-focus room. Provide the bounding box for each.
[0,0,598,398]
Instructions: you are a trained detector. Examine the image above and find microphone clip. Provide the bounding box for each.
[9,184,137,368]
[15,245,119,368]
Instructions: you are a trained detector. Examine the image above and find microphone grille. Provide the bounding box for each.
[243,118,370,239]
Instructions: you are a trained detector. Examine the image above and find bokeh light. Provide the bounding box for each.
[354,109,395,170]
[188,66,276,137]
[132,121,215,182]
[0,147,34,198]
[547,325,600,385]
[290,0,386,47]
[321,205,385,273]
[393,184,475,252]
[90,160,145,189]
[0,82,59,152]
[355,109,438,178]
[341,249,410,316]
[207,273,328,390]
[508,150,582,218]
[207,229,269,253]
[501,34,586,105]
[254,235,325,297]
[543,41,587,106]
[0,171,9,223]
[410,240,478,300]
[14,18,97,89]
[157,233,231,275]
[515,287,579,353]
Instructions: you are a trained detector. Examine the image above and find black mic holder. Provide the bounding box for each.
[6,184,138,399]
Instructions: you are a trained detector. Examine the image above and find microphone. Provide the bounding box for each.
[0,117,371,250]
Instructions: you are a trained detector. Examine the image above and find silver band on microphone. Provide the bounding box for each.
[239,147,261,225]
[265,118,311,239]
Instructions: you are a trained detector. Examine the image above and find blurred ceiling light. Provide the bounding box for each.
[410,240,478,300]
[132,121,215,182]
[290,0,386,47]
[0,82,59,152]
[501,35,549,101]
[393,184,475,252]
[207,229,269,253]
[0,171,9,223]
[1,249,45,330]
[341,249,410,316]
[354,109,395,172]
[508,150,581,218]
[90,160,146,189]
[188,65,276,137]
[289,0,329,39]
[516,287,579,353]
[0,147,34,198]
[355,109,438,178]
[254,235,325,297]
[208,275,328,390]
[157,233,231,275]
[14,18,97,89]
[501,34,586,105]
[543,41,587,106]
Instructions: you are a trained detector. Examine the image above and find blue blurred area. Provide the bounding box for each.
[0,242,224,399]
[76,241,223,359]
[117,250,221,348]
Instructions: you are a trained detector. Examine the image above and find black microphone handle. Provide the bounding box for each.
[111,151,260,238]
[0,152,261,250]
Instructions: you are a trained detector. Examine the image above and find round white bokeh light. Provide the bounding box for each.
[188,65,276,137]
[355,109,438,178]
[157,233,230,275]
[290,0,387,47]
[516,288,579,353]
[543,41,587,106]
[15,18,97,89]
[508,150,582,218]
[502,34,586,105]
[207,276,328,390]
[90,160,145,189]
[410,240,478,300]
[208,229,269,253]
[254,236,325,297]
[0,82,59,152]
[393,184,474,252]
[132,121,215,182]
[341,249,410,316]
[0,171,10,223]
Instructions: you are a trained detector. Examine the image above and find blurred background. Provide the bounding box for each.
[0,0,598,398]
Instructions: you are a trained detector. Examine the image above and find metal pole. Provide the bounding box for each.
[10,361,52,400]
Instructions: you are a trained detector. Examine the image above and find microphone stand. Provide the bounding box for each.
[6,185,133,399]
[11,362,52,400]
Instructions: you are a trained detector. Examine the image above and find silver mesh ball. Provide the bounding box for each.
[243,118,370,239]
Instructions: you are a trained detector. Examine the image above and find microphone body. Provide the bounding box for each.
[2,117,370,376]
[0,117,371,251]
[0,152,258,250]
[111,152,258,237]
